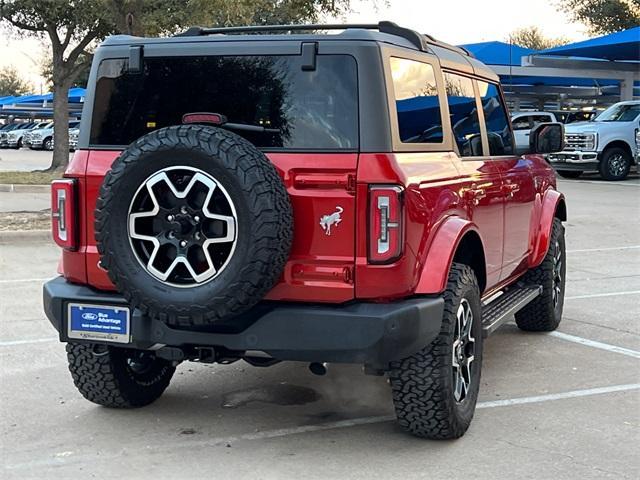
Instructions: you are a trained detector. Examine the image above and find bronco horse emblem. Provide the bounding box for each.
[319,206,343,236]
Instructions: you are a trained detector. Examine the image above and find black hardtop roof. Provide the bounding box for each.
[101,21,474,58]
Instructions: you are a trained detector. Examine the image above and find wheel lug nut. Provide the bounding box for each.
[195,232,201,240]
[194,215,200,222]
[167,215,174,221]
[180,240,187,247]
[180,206,188,214]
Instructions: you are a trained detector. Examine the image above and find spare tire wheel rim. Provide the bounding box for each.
[128,166,238,287]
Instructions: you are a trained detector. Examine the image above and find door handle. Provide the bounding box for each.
[502,183,520,196]
[464,187,487,205]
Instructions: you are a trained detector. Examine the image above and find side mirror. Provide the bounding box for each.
[529,122,564,154]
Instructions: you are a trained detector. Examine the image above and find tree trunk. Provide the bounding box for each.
[49,80,71,172]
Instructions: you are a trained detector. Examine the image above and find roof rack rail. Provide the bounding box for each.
[175,21,474,58]
[176,21,434,53]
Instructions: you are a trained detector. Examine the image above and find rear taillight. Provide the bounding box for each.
[51,179,77,250]
[368,185,404,264]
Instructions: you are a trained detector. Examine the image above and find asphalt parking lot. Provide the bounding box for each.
[0,148,66,172]
[1,175,639,479]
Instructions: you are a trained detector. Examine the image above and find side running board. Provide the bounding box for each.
[481,285,542,337]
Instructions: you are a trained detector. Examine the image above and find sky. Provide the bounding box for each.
[0,0,588,94]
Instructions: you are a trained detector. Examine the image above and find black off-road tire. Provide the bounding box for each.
[515,218,566,331]
[388,263,483,439]
[66,343,175,408]
[599,147,631,181]
[95,125,293,327]
[556,170,582,179]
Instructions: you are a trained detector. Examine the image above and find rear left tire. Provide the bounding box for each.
[515,218,565,331]
[66,342,175,408]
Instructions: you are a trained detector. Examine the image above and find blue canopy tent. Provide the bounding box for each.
[460,30,639,109]
[538,27,640,61]
[0,88,85,119]
[462,41,534,66]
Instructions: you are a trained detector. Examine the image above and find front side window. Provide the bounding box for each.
[90,55,359,149]
[478,81,514,156]
[390,57,443,144]
[443,72,482,156]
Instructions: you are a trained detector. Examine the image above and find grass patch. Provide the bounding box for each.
[0,170,62,185]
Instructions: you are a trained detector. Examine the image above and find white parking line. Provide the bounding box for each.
[183,384,640,445]
[567,245,640,253]
[221,384,640,443]
[0,337,56,347]
[565,290,640,300]
[568,179,640,187]
[0,277,50,284]
[5,383,639,471]
[549,331,640,359]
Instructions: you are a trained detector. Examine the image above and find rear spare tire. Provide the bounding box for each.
[95,125,293,327]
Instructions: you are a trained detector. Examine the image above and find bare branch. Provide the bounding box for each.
[61,27,73,49]
[4,17,44,33]
[66,30,99,64]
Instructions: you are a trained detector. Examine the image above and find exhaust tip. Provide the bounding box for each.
[309,362,328,376]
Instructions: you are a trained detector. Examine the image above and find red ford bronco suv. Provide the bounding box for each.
[43,22,567,440]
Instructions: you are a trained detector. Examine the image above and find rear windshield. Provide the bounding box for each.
[90,54,359,150]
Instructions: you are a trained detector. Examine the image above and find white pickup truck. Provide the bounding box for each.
[548,101,640,181]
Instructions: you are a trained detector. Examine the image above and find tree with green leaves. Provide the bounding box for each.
[0,65,32,96]
[1,0,365,171]
[0,0,112,171]
[508,26,570,51]
[558,0,640,35]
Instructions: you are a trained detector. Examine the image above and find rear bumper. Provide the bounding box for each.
[43,276,444,368]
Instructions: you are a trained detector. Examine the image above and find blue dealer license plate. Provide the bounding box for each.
[67,303,131,344]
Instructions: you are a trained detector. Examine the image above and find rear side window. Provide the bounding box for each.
[477,81,514,156]
[530,114,552,125]
[390,57,443,143]
[90,55,358,150]
[443,72,482,157]
[512,116,530,130]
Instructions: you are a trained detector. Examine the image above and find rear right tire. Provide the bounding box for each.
[388,263,483,439]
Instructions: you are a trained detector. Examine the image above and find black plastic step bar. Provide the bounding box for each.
[481,285,542,337]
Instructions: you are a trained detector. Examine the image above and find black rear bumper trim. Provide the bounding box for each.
[43,276,444,368]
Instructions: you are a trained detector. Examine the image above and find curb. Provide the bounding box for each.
[0,230,51,244]
[0,184,50,193]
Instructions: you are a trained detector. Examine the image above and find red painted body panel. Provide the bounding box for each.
[58,147,560,303]
[66,150,358,302]
[529,188,565,268]
[415,217,479,294]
